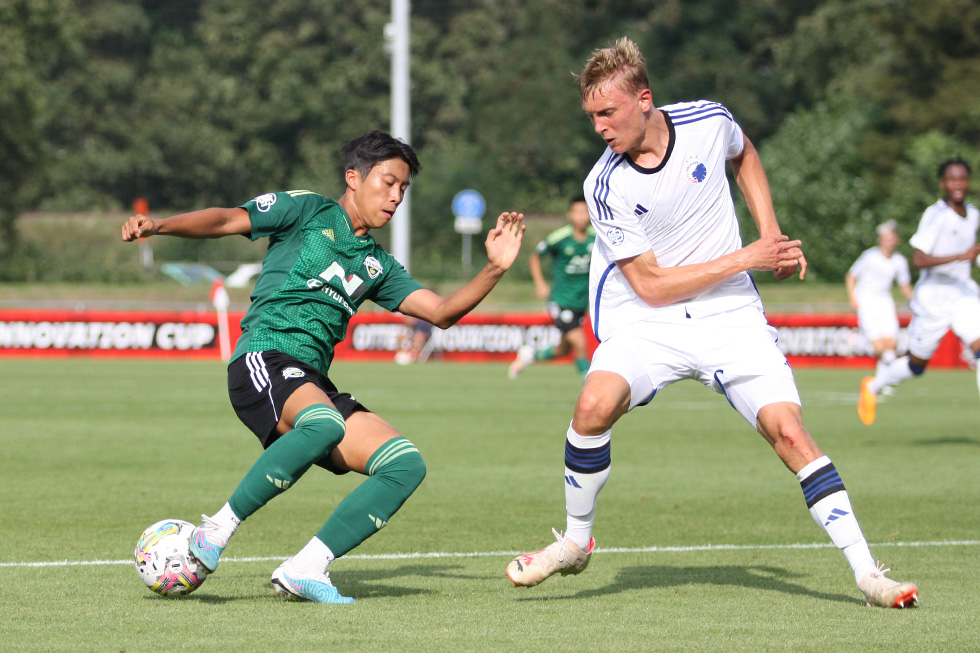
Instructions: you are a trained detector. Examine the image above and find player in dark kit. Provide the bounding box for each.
[122,130,525,603]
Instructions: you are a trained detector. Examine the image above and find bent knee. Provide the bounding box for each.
[370,438,426,492]
[573,383,630,434]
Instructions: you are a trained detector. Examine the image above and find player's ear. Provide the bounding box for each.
[638,88,653,112]
[345,168,361,192]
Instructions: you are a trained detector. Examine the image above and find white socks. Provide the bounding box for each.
[796,456,876,584]
[208,502,242,547]
[291,536,335,575]
[563,425,611,550]
[870,355,915,395]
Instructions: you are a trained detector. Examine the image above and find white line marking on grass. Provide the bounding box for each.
[2,540,978,569]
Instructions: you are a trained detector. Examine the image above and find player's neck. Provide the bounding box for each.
[338,192,370,235]
[628,110,670,168]
[945,197,967,217]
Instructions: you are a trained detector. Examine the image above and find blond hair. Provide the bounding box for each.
[575,37,650,100]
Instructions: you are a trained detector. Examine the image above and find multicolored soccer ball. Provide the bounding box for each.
[134,519,208,597]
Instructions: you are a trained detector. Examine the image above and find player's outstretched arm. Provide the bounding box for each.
[618,235,802,308]
[397,212,525,328]
[121,207,252,242]
[912,245,980,269]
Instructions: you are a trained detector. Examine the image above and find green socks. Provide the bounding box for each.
[316,437,426,558]
[229,404,346,519]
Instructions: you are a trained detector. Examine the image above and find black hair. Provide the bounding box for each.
[569,194,587,206]
[342,130,421,181]
[937,156,971,179]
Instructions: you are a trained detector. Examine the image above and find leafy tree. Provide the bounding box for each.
[749,95,878,281]
[0,0,80,274]
[879,132,980,235]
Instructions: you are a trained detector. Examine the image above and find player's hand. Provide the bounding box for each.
[743,235,803,276]
[121,214,156,242]
[963,244,980,263]
[534,281,550,299]
[774,250,807,281]
[485,212,525,272]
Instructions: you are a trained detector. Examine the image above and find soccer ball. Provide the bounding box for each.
[134,519,208,597]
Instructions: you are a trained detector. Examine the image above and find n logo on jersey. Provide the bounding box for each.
[253,193,277,212]
[364,256,383,279]
[684,154,708,184]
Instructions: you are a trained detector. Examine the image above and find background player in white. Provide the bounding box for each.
[859,157,980,424]
[505,37,918,608]
[845,220,914,394]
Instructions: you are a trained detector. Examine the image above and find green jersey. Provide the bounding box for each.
[232,190,423,374]
[535,225,595,311]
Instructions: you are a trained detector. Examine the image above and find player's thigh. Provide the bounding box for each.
[701,325,800,427]
[588,327,690,411]
[858,301,899,341]
[951,296,980,347]
[278,382,337,434]
[328,411,403,474]
[907,311,951,360]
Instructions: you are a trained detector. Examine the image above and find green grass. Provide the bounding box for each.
[0,279,854,312]
[1,359,978,651]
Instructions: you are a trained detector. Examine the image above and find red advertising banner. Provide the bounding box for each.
[0,308,242,359]
[0,308,970,369]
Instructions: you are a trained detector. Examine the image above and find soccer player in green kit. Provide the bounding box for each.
[121,130,525,603]
[509,196,595,379]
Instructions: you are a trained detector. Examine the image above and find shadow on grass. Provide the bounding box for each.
[910,436,980,446]
[164,564,475,602]
[514,564,859,606]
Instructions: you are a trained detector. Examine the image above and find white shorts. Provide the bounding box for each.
[908,292,980,360]
[856,295,899,342]
[589,315,800,427]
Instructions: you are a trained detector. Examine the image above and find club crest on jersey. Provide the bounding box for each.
[253,193,277,212]
[684,154,708,184]
[364,256,383,279]
[606,226,625,246]
[281,367,305,379]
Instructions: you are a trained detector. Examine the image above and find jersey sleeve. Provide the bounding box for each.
[535,239,550,256]
[240,191,304,241]
[847,250,868,277]
[896,254,912,286]
[909,207,941,254]
[722,105,745,160]
[585,179,652,262]
[370,253,425,311]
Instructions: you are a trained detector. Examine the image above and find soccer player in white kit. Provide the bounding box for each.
[859,157,980,425]
[505,37,918,608]
[845,221,914,389]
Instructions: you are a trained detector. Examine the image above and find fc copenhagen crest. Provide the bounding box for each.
[684,154,708,184]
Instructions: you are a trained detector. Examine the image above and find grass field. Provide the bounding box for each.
[1,358,978,651]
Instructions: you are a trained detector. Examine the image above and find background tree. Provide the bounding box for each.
[0,0,80,277]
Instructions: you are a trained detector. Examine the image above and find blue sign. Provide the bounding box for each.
[452,189,486,219]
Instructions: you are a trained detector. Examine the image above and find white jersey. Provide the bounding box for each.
[909,199,980,316]
[584,100,762,341]
[847,247,911,303]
